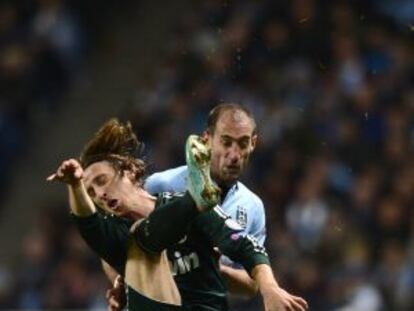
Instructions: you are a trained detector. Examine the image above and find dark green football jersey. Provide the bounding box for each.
[73,192,269,311]
[74,212,183,311]
[74,211,131,274]
[168,205,269,311]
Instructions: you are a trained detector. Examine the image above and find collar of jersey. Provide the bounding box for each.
[222,182,239,203]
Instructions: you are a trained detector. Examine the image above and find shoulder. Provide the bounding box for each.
[147,165,188,183]
[144,166,188,193]
[236,182,264,211]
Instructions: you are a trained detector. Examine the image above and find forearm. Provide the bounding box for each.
[251,264,280,294]
[68,181,96,216]
[220,265,258,298]
[102,259,119,284]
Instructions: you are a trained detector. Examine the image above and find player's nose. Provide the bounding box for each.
[228,145,241,162]
[96,189,107,201]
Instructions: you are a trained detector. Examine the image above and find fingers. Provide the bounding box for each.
[289,299,306,311]
[106,288,121,311]
[280,288,308,311]
[108,296,120,310]
[106,289,111,300]
[293,296,308,309]
[265,290,308,311]
[286,292,308,310]
[288,295,308,311]
[59,159,80,175]
[114,275,124,287]
[74,166,83,179]
[106,276,126,311]
[47,159,83,185]
[46,173,57,181]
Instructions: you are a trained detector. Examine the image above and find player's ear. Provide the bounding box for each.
[201,130,210,144]
[250,134,257,152]
[124,167,140,185]
[124,169,134,181]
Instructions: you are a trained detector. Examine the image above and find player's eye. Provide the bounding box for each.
[87,187,96,198]
[238,139,250,149]
[95,175,109,186]
[221,138,232,147]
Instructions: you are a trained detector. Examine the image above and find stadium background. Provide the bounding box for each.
[0,0,413,310]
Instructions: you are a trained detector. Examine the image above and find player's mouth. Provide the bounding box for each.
[225,165,240,173]
[108,198,119,210]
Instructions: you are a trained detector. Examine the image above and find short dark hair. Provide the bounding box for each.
[207,103,257,135]
[79,118,146,184]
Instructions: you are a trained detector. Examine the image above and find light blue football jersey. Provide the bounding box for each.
[144,165,266,249]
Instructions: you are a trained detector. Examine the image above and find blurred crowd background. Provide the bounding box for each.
[0,0,136,196]
[1,0,413,310]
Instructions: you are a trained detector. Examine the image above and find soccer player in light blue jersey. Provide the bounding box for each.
[144,103,266,294]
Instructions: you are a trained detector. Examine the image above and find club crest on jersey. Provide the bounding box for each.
[236,205,247,229]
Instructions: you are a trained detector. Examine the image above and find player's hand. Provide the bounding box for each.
[106,275,126,311]
[213,247,222,262]
[47,158,84,186]
[261,286,308,311]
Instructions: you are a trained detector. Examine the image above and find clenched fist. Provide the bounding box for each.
[47,159,84,186]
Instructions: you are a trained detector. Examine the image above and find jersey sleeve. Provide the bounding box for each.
[249,200,267,246]
[194,207,270,274]
[72,212,130,275]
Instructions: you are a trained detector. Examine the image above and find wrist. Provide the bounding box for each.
[258,280,279,294]
[70,179,83,188]
[63,173,83,188]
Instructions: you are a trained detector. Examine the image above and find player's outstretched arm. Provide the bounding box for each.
[47,158,96,216]
[220,264,258,298]
[251,264,308,311]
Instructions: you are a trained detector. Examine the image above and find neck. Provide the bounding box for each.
[215,177,237,190]
[216,180,237,202]
[129,189,156,220]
